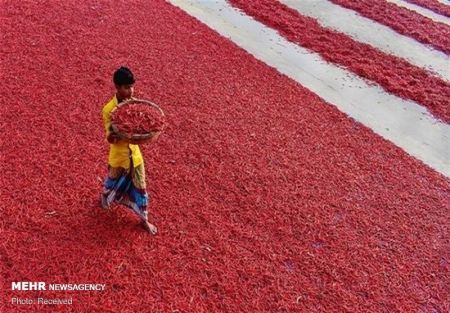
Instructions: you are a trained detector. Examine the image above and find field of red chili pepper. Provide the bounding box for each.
[1,1,449,312]
[407,0,450,17]
[329,0,450,54]
[230,0,450,124]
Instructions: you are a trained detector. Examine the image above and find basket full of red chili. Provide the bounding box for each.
[110,98,165,144]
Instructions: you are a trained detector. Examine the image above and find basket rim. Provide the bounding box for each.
[110,98,165,140]
[116,98,165,117]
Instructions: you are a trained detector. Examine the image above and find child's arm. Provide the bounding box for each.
[107,132,120,144]
[102,104,121,144]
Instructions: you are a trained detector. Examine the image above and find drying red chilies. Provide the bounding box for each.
[406,0,450,17]
[111,103,164,135]
[329,0,450,54]
[2,0,450,312]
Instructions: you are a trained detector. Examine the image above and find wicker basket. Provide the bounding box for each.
[111,98,165,145]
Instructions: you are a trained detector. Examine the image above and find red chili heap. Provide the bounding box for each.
[111,103,164,135]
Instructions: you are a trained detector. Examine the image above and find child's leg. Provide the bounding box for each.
[131,163,157,234]
[131,162,146,189]
[101,166,126,208]
[131,162,148,210]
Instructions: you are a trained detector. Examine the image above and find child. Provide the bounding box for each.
[101,66,157,235]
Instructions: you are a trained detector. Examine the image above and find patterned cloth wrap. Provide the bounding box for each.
[102,163,149,221]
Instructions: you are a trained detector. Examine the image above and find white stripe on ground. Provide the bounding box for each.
[387,0,450,25]
[169,0,450,178]
[281,0,450,82]
[437,0,450,6]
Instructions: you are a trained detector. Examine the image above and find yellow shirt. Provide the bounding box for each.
[102,96,143,169]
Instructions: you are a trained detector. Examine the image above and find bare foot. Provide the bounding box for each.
[142,220,157,235]
[100,194,110,210]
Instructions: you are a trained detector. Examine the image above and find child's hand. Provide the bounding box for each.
[107,132,121,144]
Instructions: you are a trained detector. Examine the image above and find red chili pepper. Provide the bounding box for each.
[407,0,450,17]
[111,103,165,134]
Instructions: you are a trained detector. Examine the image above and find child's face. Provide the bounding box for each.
[116,84,134,100]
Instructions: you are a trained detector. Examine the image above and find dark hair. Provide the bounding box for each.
[113,66,135,85]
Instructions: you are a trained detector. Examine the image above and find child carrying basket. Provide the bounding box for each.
[101,67,164,235]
